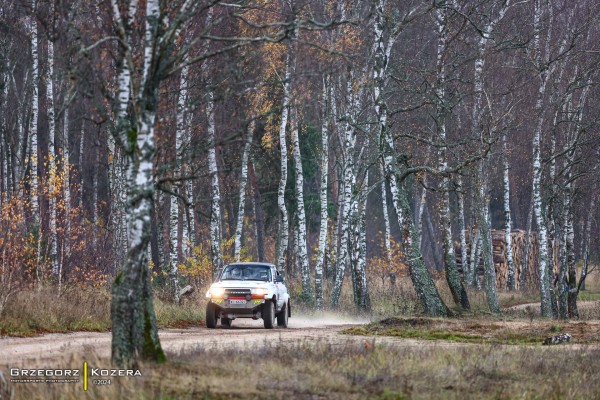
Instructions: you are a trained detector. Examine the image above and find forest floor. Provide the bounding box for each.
[2,311,600,400]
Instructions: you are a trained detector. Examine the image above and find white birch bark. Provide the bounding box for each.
[290,106,312,299]
[234,121,254,261]
[275,54,292,270]
[502,132,515,290]
[207,90,222,276]
[330,74,358,307]
[381,162,391,260]
[531,0,553,317]
[29,7,39,216]
[169,61,190,301]
[315,77,329,309]
[457,176,468,283]
[356,169,370,310]
[372,1,403,232]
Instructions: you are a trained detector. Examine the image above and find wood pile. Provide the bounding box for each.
[455,229,540,290]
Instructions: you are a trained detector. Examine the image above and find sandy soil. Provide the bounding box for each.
[4,312,598,369]
[0,315,471,368]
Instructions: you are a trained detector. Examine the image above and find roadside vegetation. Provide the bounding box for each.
[2,270,598,338]
[0,286,204,337]
[7,338,600,400]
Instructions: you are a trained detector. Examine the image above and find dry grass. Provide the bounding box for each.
[0,286,205,336]
[4,338,600,400]
[344,317,600,345]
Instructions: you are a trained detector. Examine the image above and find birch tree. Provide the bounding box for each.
[275,49,292,271]
[315,77,329,310]
[434,5,469,310]
[290,105,313,300]
[233,120,254,261]
[502,132,515,290]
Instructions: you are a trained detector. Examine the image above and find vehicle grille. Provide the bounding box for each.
[224,289,251,296]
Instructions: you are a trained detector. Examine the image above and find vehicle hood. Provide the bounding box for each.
[210,280,270,289]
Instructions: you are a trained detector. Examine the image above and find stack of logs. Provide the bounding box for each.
[455,229,540,290]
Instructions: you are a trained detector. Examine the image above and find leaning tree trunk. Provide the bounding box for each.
[399,182,449,317]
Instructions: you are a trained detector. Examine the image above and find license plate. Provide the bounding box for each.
[229,299,246,305]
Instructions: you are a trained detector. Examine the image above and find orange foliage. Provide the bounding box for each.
[369,239,408,285]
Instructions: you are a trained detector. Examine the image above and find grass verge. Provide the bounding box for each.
[5,338,600,399]
[343,317,600,345]
[0,286,204,336]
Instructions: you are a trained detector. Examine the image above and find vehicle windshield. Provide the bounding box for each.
[219,264,272,282]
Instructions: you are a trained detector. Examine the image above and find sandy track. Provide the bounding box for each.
[0,316,470,368]
[0,316,361,367]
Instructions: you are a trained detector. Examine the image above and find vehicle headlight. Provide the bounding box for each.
[251,288,266,296]
[209,287,225,298]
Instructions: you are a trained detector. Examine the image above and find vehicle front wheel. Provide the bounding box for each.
[206,303,218,329]
[277,301,289,328]
[263,300,275,329]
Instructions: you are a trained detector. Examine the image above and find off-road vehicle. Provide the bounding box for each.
[205,262,291,329]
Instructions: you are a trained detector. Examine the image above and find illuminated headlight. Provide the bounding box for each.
[209,287,225,298]
[251,288,266,296]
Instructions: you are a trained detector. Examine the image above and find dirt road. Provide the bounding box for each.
[0,315,473,368]
[0,316,368,366]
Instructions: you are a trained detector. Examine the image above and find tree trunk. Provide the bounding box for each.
[330,73,358,307]
[111,0,164,367]
[234,121,254,261]
[207,90,222,277]
[315,77,329,310]
[502,133,515,290]
[249,162,265,261]
[478,176,499,313]
[399,183,449,317]
[520,200,533,290]
[275,54,292,271]
[290,106,313,300]
[457,176,469,285]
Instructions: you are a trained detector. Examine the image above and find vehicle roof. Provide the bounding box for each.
[224,262,276,267]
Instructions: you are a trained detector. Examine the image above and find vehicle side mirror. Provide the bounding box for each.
[275,275,284,283]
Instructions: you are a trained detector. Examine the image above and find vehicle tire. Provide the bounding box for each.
[263,300,275,329]
[221,317,232,328]
[206,303,218,329]
[277,301,288,328]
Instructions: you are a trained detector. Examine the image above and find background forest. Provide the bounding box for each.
[1,0,600,363]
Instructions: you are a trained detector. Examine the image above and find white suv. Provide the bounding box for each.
[205,262,291,329]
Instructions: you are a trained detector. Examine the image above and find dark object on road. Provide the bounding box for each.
[542,333,572,345]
